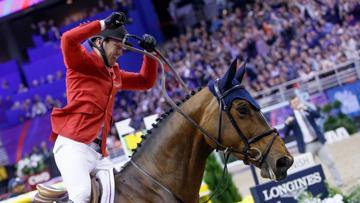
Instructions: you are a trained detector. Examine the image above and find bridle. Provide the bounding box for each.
[118,36,279,202]
[212,78,279,165]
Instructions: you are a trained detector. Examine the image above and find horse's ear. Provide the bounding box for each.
[219,58,237,91]
[234,58,248,83]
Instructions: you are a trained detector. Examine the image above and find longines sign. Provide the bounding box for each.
[251,165,328,203]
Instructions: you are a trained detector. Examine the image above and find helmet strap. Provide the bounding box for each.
[89,37,111,67]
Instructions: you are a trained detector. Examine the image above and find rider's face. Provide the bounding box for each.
[95,38,123,66]
[103,39,123,66]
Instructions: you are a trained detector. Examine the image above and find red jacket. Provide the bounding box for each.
[50,20,158,156]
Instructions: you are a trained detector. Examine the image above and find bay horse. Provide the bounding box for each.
[35,58,293,203]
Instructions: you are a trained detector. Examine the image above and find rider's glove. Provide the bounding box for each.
[139,34,157,52]
[103,12,127,29]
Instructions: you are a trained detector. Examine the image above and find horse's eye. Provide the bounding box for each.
[237,106,249,115]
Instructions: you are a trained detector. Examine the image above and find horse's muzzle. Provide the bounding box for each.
[260,155,293,181]
[275,155,294,180]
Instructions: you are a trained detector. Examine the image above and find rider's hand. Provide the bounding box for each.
[139,34,156,52]
[103,12,127,29]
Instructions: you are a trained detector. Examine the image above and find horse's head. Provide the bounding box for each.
[203,58,293,181]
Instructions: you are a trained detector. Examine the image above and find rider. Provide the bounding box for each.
[49,12,158,202]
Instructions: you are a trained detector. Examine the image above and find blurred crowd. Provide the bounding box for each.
[0,70,65,122]
[30,0,133,43]
[114,0,360,127]
[165,0,359,92]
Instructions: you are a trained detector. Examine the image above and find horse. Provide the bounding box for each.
[35,58,293,203]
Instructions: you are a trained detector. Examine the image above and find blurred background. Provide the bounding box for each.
[0,0,359,202]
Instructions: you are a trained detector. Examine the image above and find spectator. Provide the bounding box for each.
[55,70,64,80]
[48,20,61,41]
[11,101,21,111]
[30,23,40,36]
[44,95,56,110]
[284,96,343,187]
[31,79,40,87]
[46,74,55,84]
[31,95,47,118]
[37,21,48,42]
[40,142,50,159]
[22,99,32,119]
[17,84,28,94]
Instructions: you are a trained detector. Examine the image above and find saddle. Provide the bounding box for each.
[34,173,102,203]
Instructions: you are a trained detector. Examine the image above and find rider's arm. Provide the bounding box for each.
[61,20,104,70]
[118,55,158,90]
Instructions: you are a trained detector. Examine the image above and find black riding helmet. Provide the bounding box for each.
[99,25,128,41]
[88,25,128,67]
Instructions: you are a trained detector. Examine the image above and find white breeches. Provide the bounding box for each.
[53,135,115,203]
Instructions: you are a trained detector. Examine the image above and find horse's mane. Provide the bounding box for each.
[129,87,204,159]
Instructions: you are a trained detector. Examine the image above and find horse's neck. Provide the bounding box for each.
[132,89,214,200]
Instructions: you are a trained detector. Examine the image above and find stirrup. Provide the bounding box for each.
[37,184,67,197]
[34,184,68,203]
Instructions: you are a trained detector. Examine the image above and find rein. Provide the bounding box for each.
[119,35,278,202]
[130,160,184,203]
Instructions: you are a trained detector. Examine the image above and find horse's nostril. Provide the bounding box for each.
[276,156,293,170]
